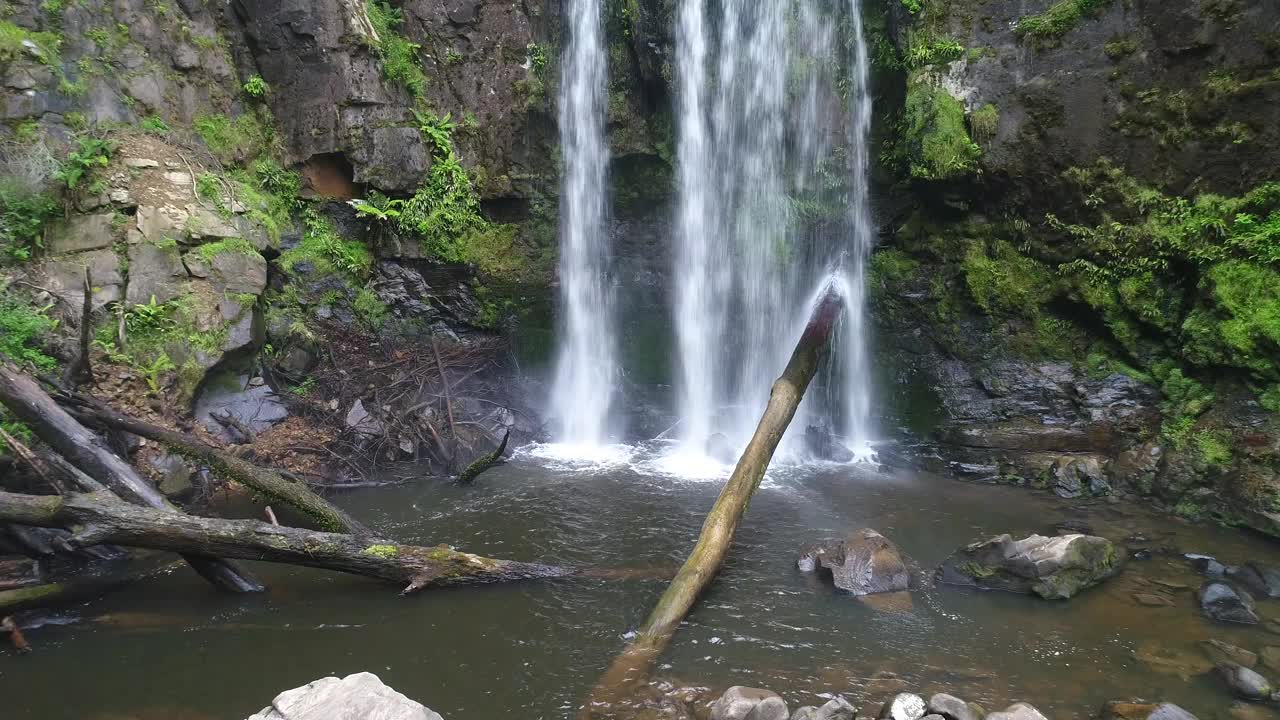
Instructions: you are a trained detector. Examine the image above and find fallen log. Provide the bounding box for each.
[61,396,370,536]
[0,490,568,593]
[586,283,845,711]
[0,362,264,593]
[457,428,510,484]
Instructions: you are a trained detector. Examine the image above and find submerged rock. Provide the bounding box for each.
[1100,700,1199,720]
[936,533,1120,599]
[798,529,913,596]
[1228,563,1280,599]
[1217,662,1275,700]
[805,425,855,463]
[1202,639,1259,668]
[707,432,736,464]
[1199,582,1260,625]
[709,686,788,720]
[245,672,442,720]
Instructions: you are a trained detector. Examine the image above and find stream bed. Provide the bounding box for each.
[4,449,1279,720]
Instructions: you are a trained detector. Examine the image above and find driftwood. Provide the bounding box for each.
[585,284,845,712]
[457,428,510,484]
[0,490,568,593]
[63,267,94,388]
[0,362,264,593]
[50,386,370,536]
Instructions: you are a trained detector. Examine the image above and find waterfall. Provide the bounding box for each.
[672,0,877,460]
[550,0,616,447]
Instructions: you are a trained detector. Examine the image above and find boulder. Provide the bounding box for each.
[1217,662,1274,700]
[194,375,289,440]
[927,694,978,720]
[1199,582,1260,625]
[706,432,736,464]
[208,247,268,296]
[1228,563,1280,599]
[31,248,124,314]
[1202,640,1259,668]
[126,241,188,305]
[709,687,787,720]
[986,704,1047,720]
[44,212,116,254]
[245,672,442,720]
[1134,641,1214,678]
[879,694,927,720]
[1261,647,1280,673]
[1187,554,1227,578]
[346,399,383,438]
[1099,701,1198,720]
[1050,456,1110,498]
[936,533,1120,599]
[805,425,855,462]
[813,697,855,720]
[798,529,913,596]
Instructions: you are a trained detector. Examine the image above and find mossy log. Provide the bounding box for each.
[64,399,371,536]
[457,429,510,484]
[585,284,845,712]
[0,362,264,593]
[0,490,568,593]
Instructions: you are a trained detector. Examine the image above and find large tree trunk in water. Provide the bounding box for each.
[0,490,568,592]
[585,285,845,714]
[0,362,264,593]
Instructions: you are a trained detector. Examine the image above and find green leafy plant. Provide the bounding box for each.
[350,191,406,221]
[139,352,176,395]
[242,74,268,98]
[1017,0,1113,47]
[124,295,178,335]
[140,115,171,134]
[0,295,57,370]
[57,136,116,190]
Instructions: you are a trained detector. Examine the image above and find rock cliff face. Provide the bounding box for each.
[872,0,1280,536]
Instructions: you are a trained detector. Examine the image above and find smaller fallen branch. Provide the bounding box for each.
[59,394,370,536]
[457,429,510,484]
[0,490,568,593]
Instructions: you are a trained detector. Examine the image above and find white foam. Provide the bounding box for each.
[517,442,635,471]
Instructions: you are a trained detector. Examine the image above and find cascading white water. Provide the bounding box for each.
[672,0,877,461]
[549,0,616,447]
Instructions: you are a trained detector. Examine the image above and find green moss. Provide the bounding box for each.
[361,544,399,559]
[279,209,373,280]
[1194,431,1233,466]
[1261,385,1280,413]
[1175,497,1205,520]
[959,561,998,578]
[962,239,1055,316]
[1016,0,1114,48]
[903,79,982,181]
[970,103,999,144]
[193,237,259,262]
[353,287,388,330]
[366,0,427,98]
[194,112,274,165]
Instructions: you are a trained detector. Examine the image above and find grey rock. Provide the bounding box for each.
[147,451,194,499]
[879,694,926,720]
[928,694,977,720]
[936,533,1120,599]
[985,704,1047,720]
[710,687,787,720]
[136,204,189,242]
[44,212,116,254]
[1217,662,1274,700]
[346,399,383,438]
[1051,456,1110,498]
[816,697,855,720]
[195,375,289,440]
[805,425,855,462]
[922,716,946,720]
[171,43,200,70]
[1261,646,1280,673]
[1187,554,1227,578]
[799,528,913,596]
[706,432,735,464]
[792,709,820,720]
[32,248,124,314]
[126,241,188,305]
[1199,582,1260,625]
[123,157,160,168]
[1228,563,1280,599]
[245,672,441,720]
[208,248,268,296]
